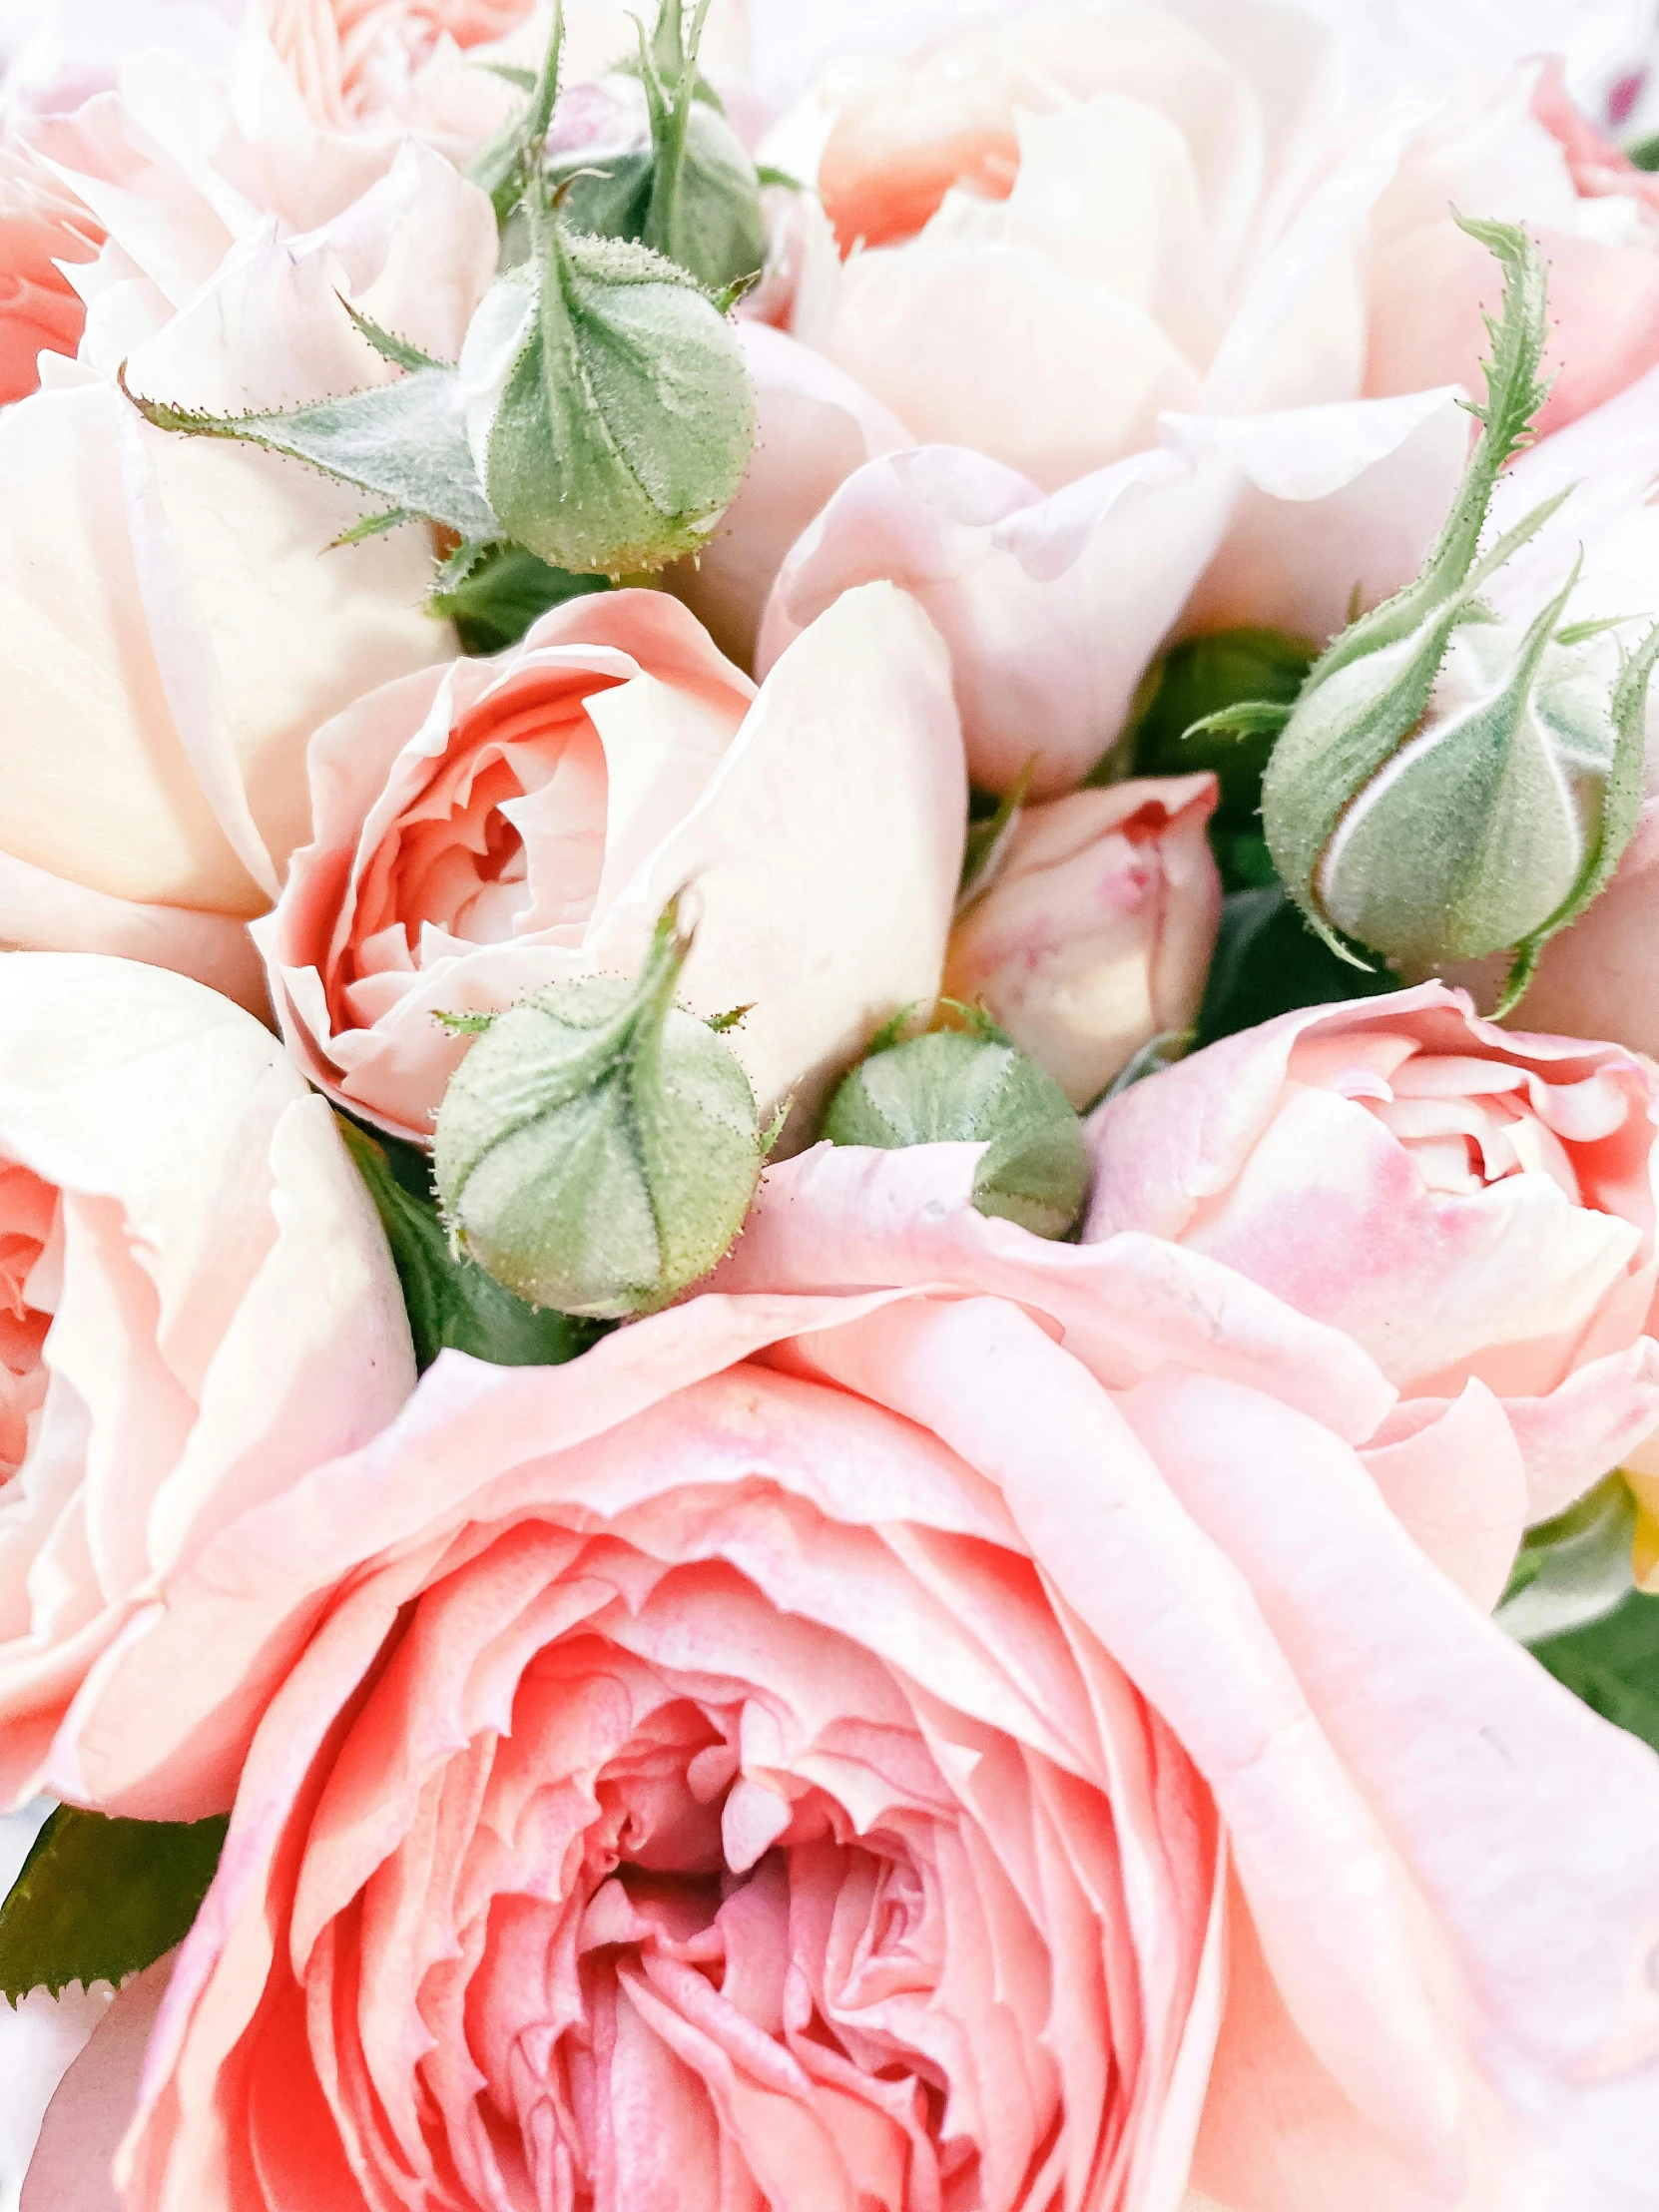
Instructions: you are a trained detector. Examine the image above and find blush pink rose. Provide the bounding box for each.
[0,56,496,1008]
[1084,981,1659,1523]
[946,776,1221,1107]
[28,1143,1659,2208]
[1366,59,1659,439]
[259,583,965,1139]
[0,951,413,1812]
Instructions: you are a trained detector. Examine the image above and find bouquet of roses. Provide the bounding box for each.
[3,0,1659,2204]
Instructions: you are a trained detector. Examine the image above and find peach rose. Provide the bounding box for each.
[781,1,1360,491]
[26,1144,1659,2207]
[0,59,497,1007]
[259,583,965,1140]
[0,138,98,405]
[1085,982,1659,1524]
[0,951,413,1812]
[946,776,1221,1108]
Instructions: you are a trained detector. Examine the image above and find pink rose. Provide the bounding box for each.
[0,139,97,404]
[30,1144,1659,2206]
[1084,981,1659,1523]
[779,2,1363,490]
[0,951,413,1811]
[945,777,1221,1107]
[0,72,496,1008]
[260,583,965,1140]
[1366,60,1659,438]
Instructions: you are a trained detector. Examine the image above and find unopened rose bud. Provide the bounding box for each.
[545,0,769,295]
[433,906,766,1318]
[823,1020,1088,1239]
[945,781,1221,1109]
[1223,218,1659,1011]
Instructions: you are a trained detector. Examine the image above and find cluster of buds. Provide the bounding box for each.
[1207,218,1659,1012]
[122,0,757,583]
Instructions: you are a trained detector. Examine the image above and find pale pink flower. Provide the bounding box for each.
[24,1144,1659,2208]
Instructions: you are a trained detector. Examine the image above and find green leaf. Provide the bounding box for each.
[0,1808,226,2002]
[1122,628,1314,890]
[1628,132,1659,173]
[1196,884,1400,1047]
[1529,1587,1659,1757]
[339,1118,602,1369]
[429,539,612,656]
[119,360,500,543]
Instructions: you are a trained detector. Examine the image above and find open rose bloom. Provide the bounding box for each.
[262,585,964,1137]
[0,952,412,1806]
[1086,985,1659,1522]
[16,1149,1655,2210]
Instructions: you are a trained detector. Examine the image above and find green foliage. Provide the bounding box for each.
[0,1809,226,2003]
[1125,627,1314,892]
[1529,1588,1659,1758]
[1196,886,1399,1047]
[340,1119,602,1368]
[824,1026,1089,1240]
[430,540,612,656]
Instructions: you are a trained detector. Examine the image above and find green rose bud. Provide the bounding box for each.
[433,905,767,1318]
[1206,218,1659,1013]
[546,0,769,296]
[823,1020,1089,1240]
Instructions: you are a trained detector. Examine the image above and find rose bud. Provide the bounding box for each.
[544,0,769,296]
[433,902,766,1317]
[944,778,1221,1109]
[457,1,756,576]
[822,1016,1088,1238]
[1233,218,1659,1011]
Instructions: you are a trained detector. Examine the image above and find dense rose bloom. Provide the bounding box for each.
[0,51,496,1007]
[1085,982,1659,1522]
[0,951,413,1810]
[945,777,1221,1107]
[22,1144,1659,2207]
[786,2,1355,490]
[0,139,98,404]
[1366,60,1659,437]
[261,583,965,1139]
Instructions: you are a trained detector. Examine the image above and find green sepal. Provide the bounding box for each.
[331,507,418,547]
[118,359,500,543]
[1183,701,1295,741]
[339,1119,600,1369]
[0,1808,226,2003]
[339,297,447,373]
